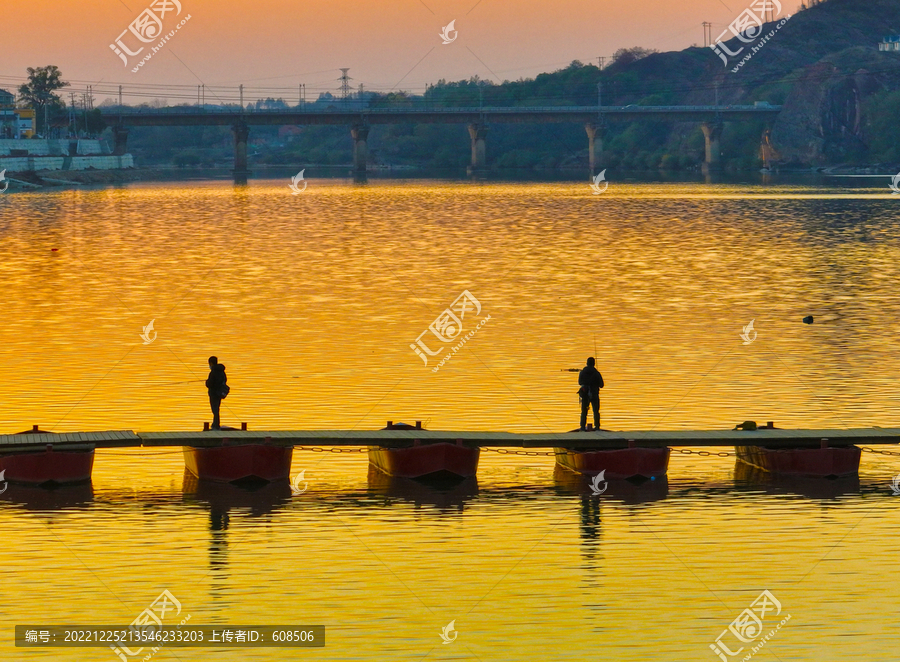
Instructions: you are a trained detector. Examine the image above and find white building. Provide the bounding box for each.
[879,35,900,52]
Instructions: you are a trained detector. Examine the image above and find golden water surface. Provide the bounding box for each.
[2,178,900,660]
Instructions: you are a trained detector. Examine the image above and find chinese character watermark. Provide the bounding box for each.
[110,0,193,73]
[709,1,792,73]
[109,590,191,661]
[410,290,490,373]
[710,590,790,661]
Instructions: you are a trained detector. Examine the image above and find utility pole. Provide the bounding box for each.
[239,84,244,110]
[597,56,606,70]
[702,22,712,47]
[202,84,205,108]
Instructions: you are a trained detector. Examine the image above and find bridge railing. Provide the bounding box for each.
[99,104,780,116]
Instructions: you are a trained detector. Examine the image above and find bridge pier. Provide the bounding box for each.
[585,122,606,174]
[467,122,488,172]
[701,122,723,174]
[351,123,370,173]
[113,125,130,156]
[232,121,251,183]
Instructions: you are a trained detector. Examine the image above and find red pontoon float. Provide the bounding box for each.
[0,426,94,486]
[554,425,670,479]
[368,422,480,480]
[183,424,293,484]
[734,422,861,478]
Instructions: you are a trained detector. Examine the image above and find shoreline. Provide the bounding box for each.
[1,162,897,192]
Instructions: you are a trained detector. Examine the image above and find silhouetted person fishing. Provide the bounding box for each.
[578,357,604,431]
[206,356,229,430]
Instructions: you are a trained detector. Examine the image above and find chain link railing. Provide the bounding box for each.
[294,446,370,453]
[861,446,900,457]
[120,444,900,459]
[672,448,735,457]
[481,447,559,457]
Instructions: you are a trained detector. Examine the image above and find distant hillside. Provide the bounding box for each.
[374,0,900,170]
[127,0,900,170]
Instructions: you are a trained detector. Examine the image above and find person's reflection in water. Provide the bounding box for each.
[576,494,605,603]
[209,506,229,572]
[579,496,602,564]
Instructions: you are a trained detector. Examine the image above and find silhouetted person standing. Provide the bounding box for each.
[578,357,604,431]
[206,356,228,430]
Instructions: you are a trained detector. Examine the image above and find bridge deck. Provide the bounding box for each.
[100,105,781,127]
[0,428,896,452]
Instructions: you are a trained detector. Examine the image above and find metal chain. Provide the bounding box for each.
[293,446,370,453]
[481,447,558,457]
[672,448,734,457]
[287,446,900,458]
[861,446,900,457]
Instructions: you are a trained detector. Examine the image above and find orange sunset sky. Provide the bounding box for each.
[2,0,803,103]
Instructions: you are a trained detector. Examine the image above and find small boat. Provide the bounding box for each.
[555,425,670,479]
[734,444,860,477]
[0,426,94,486]
[183,426,293,484]
[367,421,480,481]
[733,421,861,478]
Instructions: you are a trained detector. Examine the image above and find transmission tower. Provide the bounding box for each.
[339,68,352,100]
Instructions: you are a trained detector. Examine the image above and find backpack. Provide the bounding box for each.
[221,384,230,399]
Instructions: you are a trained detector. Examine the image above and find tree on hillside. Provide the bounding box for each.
[18,66,69,135]
[611,47,658,66]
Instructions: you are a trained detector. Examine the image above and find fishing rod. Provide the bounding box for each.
[150,378,207,387]
[560,335,599,372]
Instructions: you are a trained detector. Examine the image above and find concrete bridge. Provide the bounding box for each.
[99,104,782,180]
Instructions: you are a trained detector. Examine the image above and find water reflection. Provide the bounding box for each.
[0,481,94,511]
[733,461,860,499]
[181,469,293,590]
[181,469,293,517]
[552,464,669,505]
[366,465,479,513]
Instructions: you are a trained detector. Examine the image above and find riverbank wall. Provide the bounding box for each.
[0,139,133,172]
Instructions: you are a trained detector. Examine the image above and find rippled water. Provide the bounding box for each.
[2,177,900,660]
